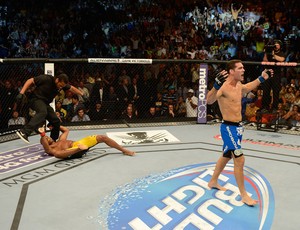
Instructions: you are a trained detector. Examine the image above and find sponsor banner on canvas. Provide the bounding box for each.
[97,163,274,230]
[0,144,52,174]
[106,130,180,145]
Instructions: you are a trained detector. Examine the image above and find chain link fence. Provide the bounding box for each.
[0,58,299,142]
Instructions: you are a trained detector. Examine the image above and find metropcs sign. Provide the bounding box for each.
[197,64,208,124]
[101,163,274,229]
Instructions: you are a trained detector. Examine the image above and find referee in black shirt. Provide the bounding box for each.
[16,73,83,143]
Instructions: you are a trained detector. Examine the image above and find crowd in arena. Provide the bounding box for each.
[0,0,300,131]
[0,0,299,60]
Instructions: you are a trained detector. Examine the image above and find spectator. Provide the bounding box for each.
[0,0,299,131]
[145,106,158,119]
[185,89,198,117]
[284,85,296,109]
[270,103,288,127]
[227,42,238,59]
[177,77,189,101]
[131,76,141,106]
[120,104,137,120]
[68,94,85,121]
[118,69,131,85]
[198,45,209,60]
[106,86,120,119]
[156,76,166,94]
[89,102,106,121]
[130,34,141,58]
[162,104,177,118]
[278,85,289,110]
[291,89,300,108]
[282,104,300,129]
[0,80,18,129]
[231,3,243,23]
[244,102,263,124]
[154,92,163,117]
[191,64,200,83]
[55,100,67,122]
[15,80,23,92]
[130,76,144,117]
[71,108,90,122]
[55,89,65,104]
[77,81,90,105]
[174,96,187,117]
[242,91,257,121]
[138,73,154,118]
[162,85,177,114]
[55,111,65,123]
[8,110,26,128]
[62,91,74,115]
[89,79,109,111]
[254,88,263,109]
[0,0,299,63]
[262,39,286,112]
[117,77,133,112]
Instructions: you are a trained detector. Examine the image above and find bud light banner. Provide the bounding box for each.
[197,64,208,123]
[97,163,274,229]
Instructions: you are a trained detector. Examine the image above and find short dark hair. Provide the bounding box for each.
[77,108,85,113]
[274,40,282,46]
[226,59,242,72]
[55,73,69,84]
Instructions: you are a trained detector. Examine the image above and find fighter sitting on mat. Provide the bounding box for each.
[39,125,135,159]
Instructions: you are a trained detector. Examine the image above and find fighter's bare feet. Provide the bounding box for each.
[208,181,227,191]
[123,150,135,156]
[242,196,258,206]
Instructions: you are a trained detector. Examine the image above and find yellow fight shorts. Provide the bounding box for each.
[70,135,98,149]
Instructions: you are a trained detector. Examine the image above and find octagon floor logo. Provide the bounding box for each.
[98,163,274,230]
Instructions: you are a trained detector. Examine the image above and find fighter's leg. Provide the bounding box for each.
[23,99,48,135]
[96,135,135,156]
[46,105,61,141]
[232,154,258,206]
[208,156,230,191]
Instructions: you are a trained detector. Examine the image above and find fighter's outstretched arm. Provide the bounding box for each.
[58,125,70,141]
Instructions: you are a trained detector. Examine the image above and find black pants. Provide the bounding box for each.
[23,98,61,141]
[261,70,281,110]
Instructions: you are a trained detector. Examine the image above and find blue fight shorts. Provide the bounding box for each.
[220,120,244,158]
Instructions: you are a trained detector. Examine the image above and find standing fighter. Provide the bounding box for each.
[207,59,272,206]
[16,73,83,143]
